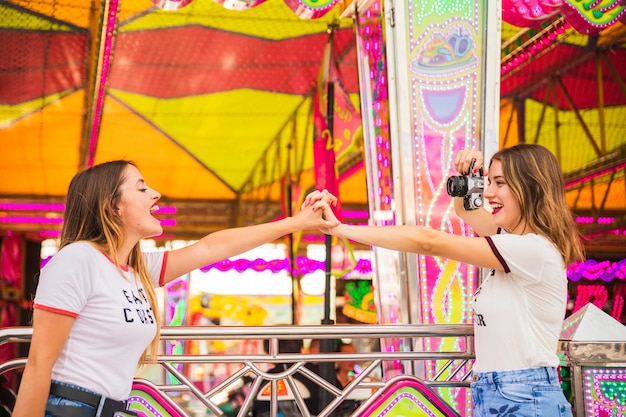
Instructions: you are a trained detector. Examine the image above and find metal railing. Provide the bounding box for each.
[0,324,475,416]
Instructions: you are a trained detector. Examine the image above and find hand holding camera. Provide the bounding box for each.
[447,157,484,210]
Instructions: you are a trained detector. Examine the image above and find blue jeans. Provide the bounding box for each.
[471,367,573,417]
[46,380,96,417]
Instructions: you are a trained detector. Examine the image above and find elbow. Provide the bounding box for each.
[419,242,435,255]
[414,227,436,255]
[21,357,54,384]
[25,352,56,371]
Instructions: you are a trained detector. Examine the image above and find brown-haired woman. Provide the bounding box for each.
[304,144,584,417]
[13,160,334,417]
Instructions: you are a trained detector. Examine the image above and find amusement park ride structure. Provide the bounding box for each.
[499,16,626,260]
[1,1,626,416]
[0,1,624,261]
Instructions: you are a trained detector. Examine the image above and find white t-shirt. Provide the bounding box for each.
[34,242,167,400]
[472,232,567,373]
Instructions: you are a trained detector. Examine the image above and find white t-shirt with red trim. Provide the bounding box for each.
[472,232,567,373]
[34,241,168,400]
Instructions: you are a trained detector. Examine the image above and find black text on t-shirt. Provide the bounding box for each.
[122,289,155,324]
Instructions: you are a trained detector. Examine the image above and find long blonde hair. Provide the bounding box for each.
[491,144,585,265]
[60,160,161,363]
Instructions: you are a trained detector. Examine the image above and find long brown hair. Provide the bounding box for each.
[490,144,585,265]
[60,160,161,363]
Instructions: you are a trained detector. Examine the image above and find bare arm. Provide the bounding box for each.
[12,310,74,417]
[161,201,337,283]
[453,197,498,237]
[327,222,504,271]
[299,190,504,270]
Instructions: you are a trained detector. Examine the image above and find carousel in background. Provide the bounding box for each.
[1,0,626,415]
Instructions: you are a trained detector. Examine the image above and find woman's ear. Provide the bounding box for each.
[111,203,120,217]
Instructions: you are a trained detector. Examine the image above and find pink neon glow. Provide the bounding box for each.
[576,216,615,225]
[582,229,626,241]
[0,217,63,225]
[357,7,393,220]
[301,235,327,243]
[566,162,626,188]
[501,20,570,77]
[0,203,176,214]
[1,216,176,227]
[0,203,65,211]
[581,368,626,416]
[342,210,369,218]
[33,252,626,282]
[568,259,626,282]
[155,206,177,214]
[207,256,626,282]
[572,284,608,313]
[129,381,183,417]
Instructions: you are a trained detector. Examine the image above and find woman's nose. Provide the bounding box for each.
[483,184,494,198]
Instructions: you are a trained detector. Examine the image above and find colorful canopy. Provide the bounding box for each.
[0,0,364,239]
[1,0,625,258]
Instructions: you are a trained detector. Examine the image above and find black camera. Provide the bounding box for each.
[446,159,484,210]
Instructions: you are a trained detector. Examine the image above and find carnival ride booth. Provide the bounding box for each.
[558,303,626,416]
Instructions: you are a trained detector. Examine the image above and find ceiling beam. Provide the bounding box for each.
[80,0,120,168]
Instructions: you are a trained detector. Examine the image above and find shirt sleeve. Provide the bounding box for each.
[143,250,168,287]
[34,243,97,317]
[485,233,552,285]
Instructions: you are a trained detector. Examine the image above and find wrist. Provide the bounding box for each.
[284,216,300,234]
[328,222,344,236]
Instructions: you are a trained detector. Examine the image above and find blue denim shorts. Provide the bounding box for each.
[45,380,97,417]
[471,367,573,417]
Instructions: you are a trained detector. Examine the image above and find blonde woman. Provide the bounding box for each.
[305,144,584,417]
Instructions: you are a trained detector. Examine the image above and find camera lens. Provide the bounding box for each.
[446,176,468,197]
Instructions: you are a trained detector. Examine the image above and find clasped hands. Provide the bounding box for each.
[302,189,341,235]
[301,149,486,235]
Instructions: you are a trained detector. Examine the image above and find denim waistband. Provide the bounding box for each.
[472,367,559,384]
[50,380,103,399]
[47,380,134,417]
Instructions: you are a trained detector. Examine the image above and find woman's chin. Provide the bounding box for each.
[145,226,164,239]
